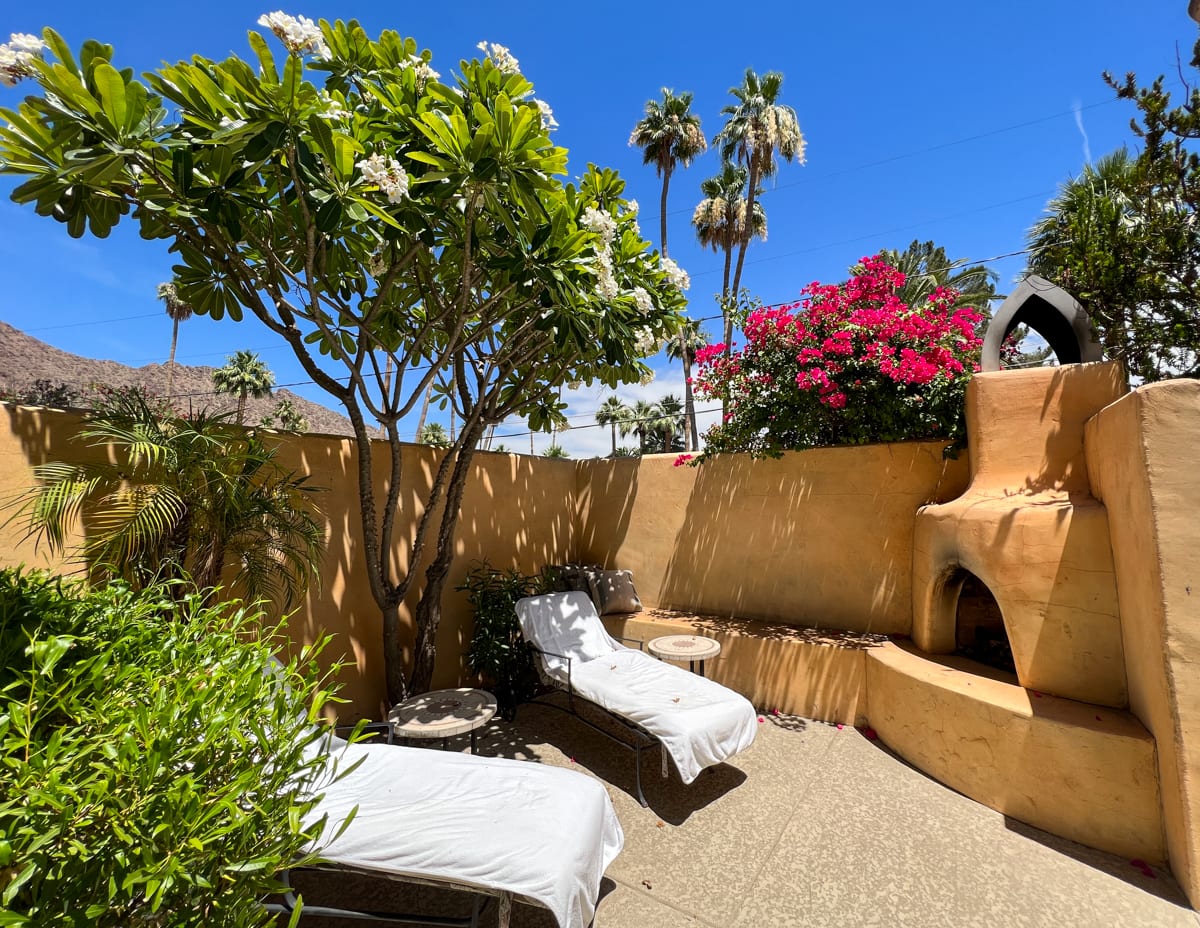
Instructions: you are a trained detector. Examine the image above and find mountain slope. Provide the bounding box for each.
[0,321,354,436]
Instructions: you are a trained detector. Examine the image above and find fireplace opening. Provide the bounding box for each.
[953,572,1016,675]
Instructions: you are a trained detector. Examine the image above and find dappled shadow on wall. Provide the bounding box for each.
[657,445,963,635]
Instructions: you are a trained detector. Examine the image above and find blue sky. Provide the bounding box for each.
[0,1,1195,456]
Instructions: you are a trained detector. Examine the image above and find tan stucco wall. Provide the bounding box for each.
[0,404,577,721]
[576,444,969,634]
[1086,381,1200,902]
[866,640,1163,862]
[603,610,880,726]
[0,405,95,577]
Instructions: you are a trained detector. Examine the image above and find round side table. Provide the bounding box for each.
[648,635,721,677]
[388,687,497,753]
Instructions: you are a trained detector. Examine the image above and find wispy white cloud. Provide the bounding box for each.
[1072,100,1092,165]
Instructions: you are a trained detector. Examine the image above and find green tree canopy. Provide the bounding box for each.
[0,20,685,698]
[1025,147,1198,380]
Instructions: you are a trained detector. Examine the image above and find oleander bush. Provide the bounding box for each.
[460,563,548,716]
[0,567,339,927]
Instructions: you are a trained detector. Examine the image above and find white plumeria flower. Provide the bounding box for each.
[594,271,619,301]
[257,12,330,59]
[633,327,660,356]
[533,98,558,130]
[476,41,519,74]
[660,256,691,292]
[404,55,440,86]
[626,199,639,215]
[580,206,617,244]
[632,286,654,316]
[357,153,409,203]
[0,31,46,87]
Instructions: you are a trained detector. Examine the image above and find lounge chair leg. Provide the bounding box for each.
[634,742,648,807]
[497,891,512,928]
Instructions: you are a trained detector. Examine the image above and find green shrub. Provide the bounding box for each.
[0,568,339,927]
[459,564,548,716]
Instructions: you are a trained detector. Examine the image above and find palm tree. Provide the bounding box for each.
[417,422,449,447]
[713,69,805,348]
[156,281,193,403]
[692,162,766,345]
[663,321,708,450]
[595,396,630,457]
[1026,149,1151,374]
[629,88,706,255]
[873,240,1000,314]
[651,394,686,452]
[212,350,275,426]
[17,388,323,609]
[619,399,658,455]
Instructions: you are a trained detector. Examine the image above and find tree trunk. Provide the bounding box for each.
[683,351,698,451]
[236,389,247,426]
[409,422,484,693]
[610,422,616,456]
[720,242,734,418]
[166,317,179,402]
[415,381,433,438]
[728,153,760,335]
[383,600,408,704]
[659,166,672,258]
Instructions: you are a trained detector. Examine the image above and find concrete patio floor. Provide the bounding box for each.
[293,694,1197,927]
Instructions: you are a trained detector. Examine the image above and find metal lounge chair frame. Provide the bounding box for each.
[265,866,519,927]
[523,636,665,807]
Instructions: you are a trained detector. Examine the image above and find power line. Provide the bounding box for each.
[646,95,1133,224]
[21,312,160,333]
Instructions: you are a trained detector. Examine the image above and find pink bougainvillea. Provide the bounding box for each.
[692,255,983,457]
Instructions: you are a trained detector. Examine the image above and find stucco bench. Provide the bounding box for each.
[600,609,887,726]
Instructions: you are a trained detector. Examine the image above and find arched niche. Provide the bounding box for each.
[980,276,1103,372]
[953,571,1015,676]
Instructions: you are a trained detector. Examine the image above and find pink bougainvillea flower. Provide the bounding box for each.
[861,726,878,741]
[771,708,779,716]
[835,723,844,730]
[673,453,694,467]
[757,716,765,723]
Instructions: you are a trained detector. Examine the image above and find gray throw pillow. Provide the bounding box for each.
[554,563,602,594]
[588,569,642,615]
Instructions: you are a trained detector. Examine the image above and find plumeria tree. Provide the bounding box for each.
[0,18,684,701]
[691,256,983,457]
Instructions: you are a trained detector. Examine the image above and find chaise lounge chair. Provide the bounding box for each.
[515,591,758,806]
[269,731,623,928]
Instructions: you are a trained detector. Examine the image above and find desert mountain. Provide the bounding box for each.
[0,320,354,437]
